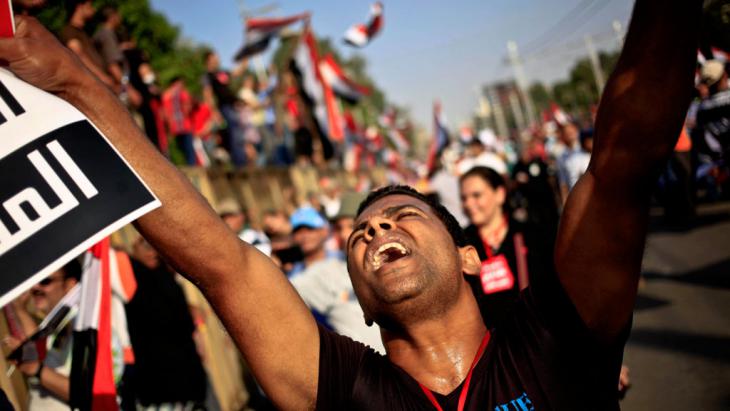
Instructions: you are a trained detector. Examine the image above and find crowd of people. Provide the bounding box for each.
[33,0,340,171]
[1,0,728,410]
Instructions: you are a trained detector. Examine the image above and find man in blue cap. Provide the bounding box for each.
[288,207,385,352]
[287,207,330,278]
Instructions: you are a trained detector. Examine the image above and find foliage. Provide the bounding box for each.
[35,0,209,95]
[703,0,730,51]
[526,50,619,120]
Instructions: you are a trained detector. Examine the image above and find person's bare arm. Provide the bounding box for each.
[65,38,116,89]
[555,0,701,342]
[0,17,319,410]
[18,362,71,402]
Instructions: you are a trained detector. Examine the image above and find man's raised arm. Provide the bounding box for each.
[0,17,319,411]
[555,0,701,342]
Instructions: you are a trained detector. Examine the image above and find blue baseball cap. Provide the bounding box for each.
[290,207,327,231]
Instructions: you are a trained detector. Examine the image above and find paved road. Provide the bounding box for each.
[621,203,730,410]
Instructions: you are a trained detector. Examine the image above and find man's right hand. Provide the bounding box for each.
[0,17,98,101]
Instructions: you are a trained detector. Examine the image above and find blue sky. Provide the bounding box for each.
[150,0,635,128]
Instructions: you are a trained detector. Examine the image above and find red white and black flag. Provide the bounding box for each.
[426,101,450,173]
[70,238,117,411]
[292,27,344,150]
[343,2,383,48]
[379,108,411,154]
[234,13,309,61]
[319,54,371,104]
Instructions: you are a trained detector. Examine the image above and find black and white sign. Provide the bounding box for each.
[0,68,160,307]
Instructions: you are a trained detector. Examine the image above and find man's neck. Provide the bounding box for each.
[383,288,487,395]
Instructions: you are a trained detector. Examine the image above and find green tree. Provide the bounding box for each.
[35,0,208,95]
[703,0,730,51]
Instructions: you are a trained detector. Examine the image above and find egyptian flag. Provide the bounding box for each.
[548,102,571,126]
[70,238,118,411]
[234,13,308,61]
[426,101,450,173]
[319,55,371,104]
[379,108,411,153]
[343,2,383,48]
[292,27,344,149]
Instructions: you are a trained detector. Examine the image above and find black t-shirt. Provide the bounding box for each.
[316,264,628,410]
[511,159,560,230]
[125,259,207,406]
[204,71,237,107]
[463,221,555,329]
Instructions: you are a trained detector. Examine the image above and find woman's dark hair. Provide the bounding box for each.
[459,166,506,190]
[61,258,82,282]
[356,185,466,247]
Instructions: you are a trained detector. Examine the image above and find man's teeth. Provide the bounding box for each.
[376,242,407,255]
[371,242,409,270]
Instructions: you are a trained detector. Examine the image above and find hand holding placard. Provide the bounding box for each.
[0,17,159,308]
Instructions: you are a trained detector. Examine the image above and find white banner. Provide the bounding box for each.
[0,68,160,307]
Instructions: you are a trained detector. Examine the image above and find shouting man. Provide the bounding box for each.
[0,0,699,409]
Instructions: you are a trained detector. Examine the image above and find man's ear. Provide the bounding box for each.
[459,245,482,276]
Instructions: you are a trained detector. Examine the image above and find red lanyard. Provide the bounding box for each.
[480,217,507,260]
[417,332,491,411]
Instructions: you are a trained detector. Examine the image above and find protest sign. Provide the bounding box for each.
[0,68,160,307]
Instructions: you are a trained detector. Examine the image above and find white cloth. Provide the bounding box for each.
[291,258,385,353]
[239,228,272,257]
[456,151,508,176]
[430,169,470,227]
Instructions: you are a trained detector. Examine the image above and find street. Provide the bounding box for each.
[622,202,730,410]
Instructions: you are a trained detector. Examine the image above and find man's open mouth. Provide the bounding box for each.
[370,241,411,271]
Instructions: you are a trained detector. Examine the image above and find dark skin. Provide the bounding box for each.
[0,0,699,408]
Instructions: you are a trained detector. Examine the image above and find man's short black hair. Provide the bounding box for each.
[60,258,82,283]
[356,185,466,247]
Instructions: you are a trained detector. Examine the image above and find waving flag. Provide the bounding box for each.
[547,102,571,126]
[344,2,383,48]
[234,13,308,61]
[426,101,450,173]
[379,108,411,153]
[319,55,371,104]
[292,27,344,146]
[70,238,136,411]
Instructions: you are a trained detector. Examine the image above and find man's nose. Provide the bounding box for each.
[364,216,395,241]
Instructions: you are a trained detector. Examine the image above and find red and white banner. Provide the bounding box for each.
[319,55,371,104]
[293,28,344,142]
[343,2,383,48]
[234,13,308,61]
